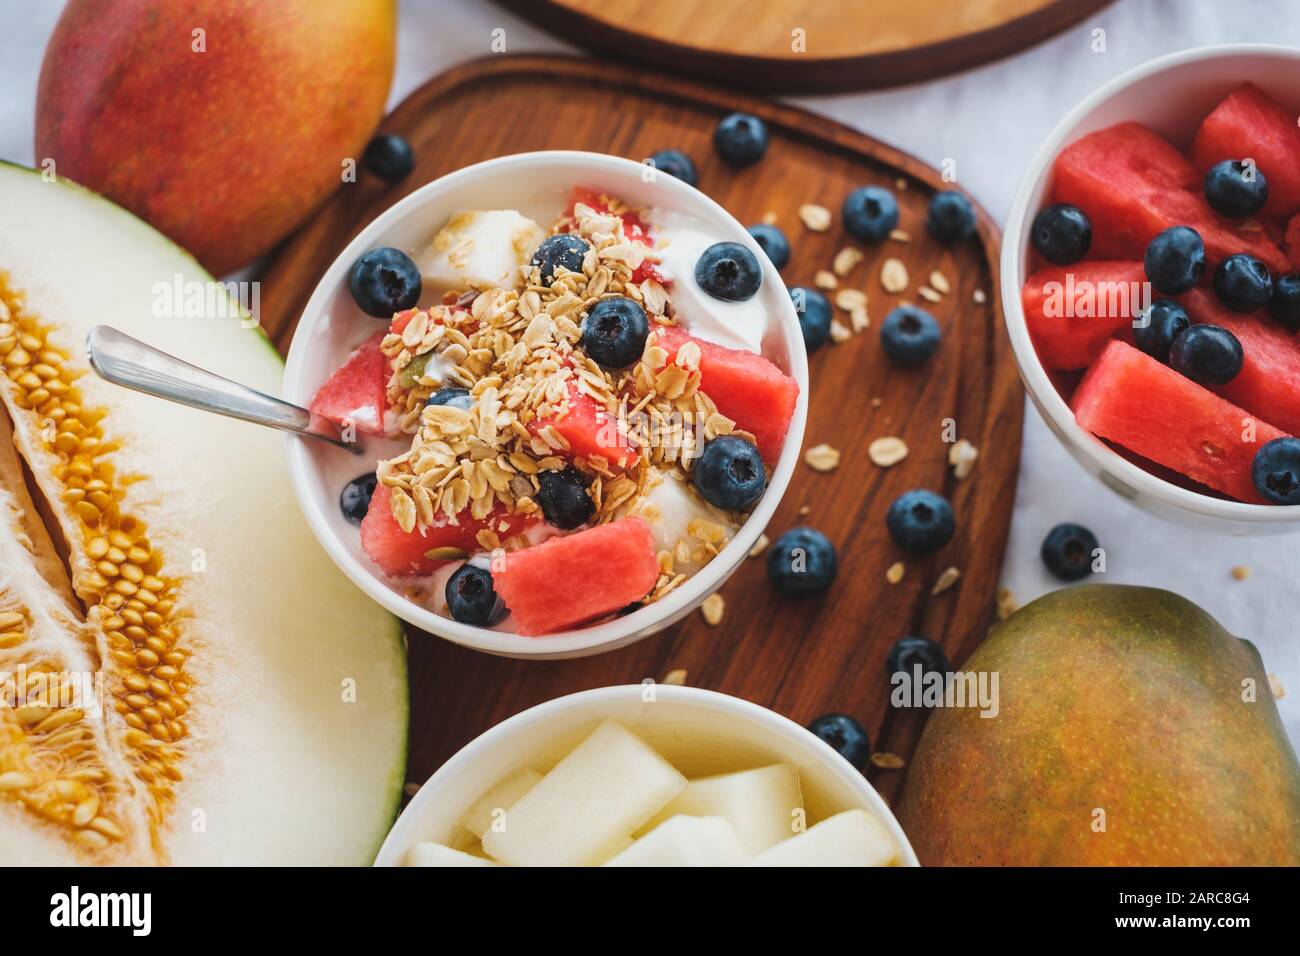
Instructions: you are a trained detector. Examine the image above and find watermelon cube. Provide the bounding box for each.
[1287,214,1300,270]
[655,326,799,464]
[309,330,390,436]
[1181,287,1300,437]
[1022,261,1146,369]
[1190,83,1300,220]
[360,484,532,576]
[493,518,660,635]
[1073,339,1285,504]
[529,382,638,469]
[1052,121,1289,273]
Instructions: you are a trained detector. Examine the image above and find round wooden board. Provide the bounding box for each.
[259,55,1023,806]
[493,0,1114,94]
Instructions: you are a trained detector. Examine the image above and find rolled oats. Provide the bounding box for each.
[798,203,832,232]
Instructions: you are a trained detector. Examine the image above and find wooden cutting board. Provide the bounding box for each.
[259,55,1023,806]
[493,0,1113,93]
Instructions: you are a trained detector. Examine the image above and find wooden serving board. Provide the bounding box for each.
[494,0,1113,94]
[259,55,1023,805]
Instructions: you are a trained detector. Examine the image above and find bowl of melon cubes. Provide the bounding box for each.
[376,685,917,867]
[1003,44,1300,531]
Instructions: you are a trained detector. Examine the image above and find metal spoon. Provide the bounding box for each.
[84,325,363,454]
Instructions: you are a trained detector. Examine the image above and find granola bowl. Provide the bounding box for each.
[284,151,808,659]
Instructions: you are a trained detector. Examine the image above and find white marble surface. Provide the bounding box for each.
[1,0,1296,744]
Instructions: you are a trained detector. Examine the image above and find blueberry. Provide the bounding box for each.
[1040,522,1099,581]
[1214,253,1273,312]
[886,489,955,553]
[1143,226,1205,295]
[536,466,595,529]
[1204,160,1269,219]
[695,241,762,302]
[349,247,422,318]
[647,149,697,187]
[880,306,941,365]
[445,565,504,627]
[886,636,952,682]
[426,386,473,410]
[1271,273,1300,333]
[362,133,415,184]
[789,286,832,351]
[926,190,976,245]
[713,112,769,167]
[1031,203,1092,265]
[807,714,871,770]
[1133,299,1190,363]
[765,527,837,597]
[581,296,649,368]
[1252,437,1300,505]
[340,472,377,526]
[747,223,790,270]
[1170,324,1243,385]
[692,436,766,512]
[531,233,591,287]
[842,186,899,242]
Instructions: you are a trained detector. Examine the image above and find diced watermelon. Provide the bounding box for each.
[310,330,390,436]
[1190,83,1300,220]
[1072,339,1285,504]
[493,518,660,635]
[1287,214,1300,270]
[655,326,799,463]
[360,484,533,576]
[529,382,638,469]
[1181,287,1300,436]
[1022,261,1146,369]
[1052,121,1289,273]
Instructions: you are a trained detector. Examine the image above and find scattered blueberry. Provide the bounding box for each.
[581,296,649,368]
[1040,522,1099,581]
[349,247,422,318]
[445,565,504,627]
[926,190,976,245]
[536,467,595,529]
[1270,273,1300,333]
[362,133,415,184]
[339,472,377,526]
[1031,203,1092,264]
[880,306,941,365]
[789,286,832,351]
[1203,160,1269,219]
[695,241,763,302]
[647,149,697,187]
[766,527,837,597]
[1252,437,1300,505]
[1143,226,1205,295]
[807,714,871,770]
[1170,324,1244,385]
[886,636,952,682]
[842,186,899,242]
[886,489,955,553]
[692,436,766,512]
[713,112,769,167]
[1133,299,1190,363]
[747,223,790,270]
[531,233,591,286]
[1214,253,1273,312]
[426,386,473,410]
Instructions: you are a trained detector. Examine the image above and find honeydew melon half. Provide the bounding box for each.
[0,163,407,864]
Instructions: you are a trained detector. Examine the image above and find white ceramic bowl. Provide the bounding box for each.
[1002,44,1300,533]
[284,151,808,658]
[374,684,918,867]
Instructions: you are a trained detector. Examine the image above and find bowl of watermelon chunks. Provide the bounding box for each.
[283,152,808,658]
[1004,44,1300,531]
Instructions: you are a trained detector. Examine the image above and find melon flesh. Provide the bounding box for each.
[0,163,406,864]
[1022,261,1146,369]
[308,329,389,436]
[1073,339,1285,504]
[480,720,686,866]
[1190,83,1300,220]
[603,815,750,867]
[529,381,637,469]
[406,842,499,867]
[752,809,900,867]
[456,766,542,839]
[638,763,804,854]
